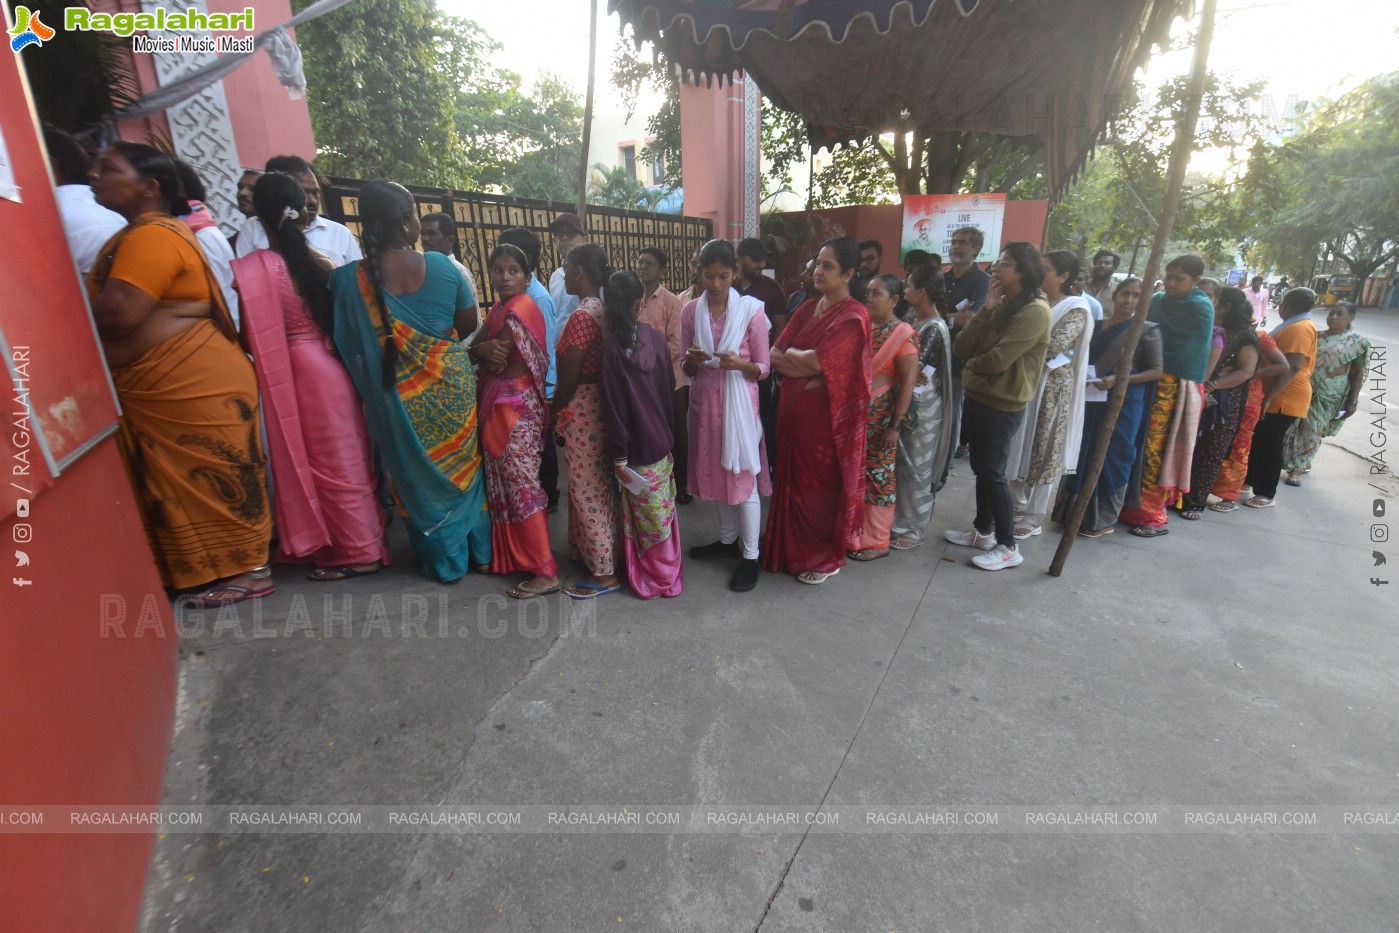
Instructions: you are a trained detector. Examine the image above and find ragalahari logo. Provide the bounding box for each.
[9,6,56,53]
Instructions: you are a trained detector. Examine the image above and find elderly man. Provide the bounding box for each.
[233,155,361,266]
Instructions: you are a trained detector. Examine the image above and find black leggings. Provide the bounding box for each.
[964,396,1026,547]
[1245,412,1298,499]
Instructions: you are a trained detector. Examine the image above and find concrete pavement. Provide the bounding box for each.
[141,406,1398,931]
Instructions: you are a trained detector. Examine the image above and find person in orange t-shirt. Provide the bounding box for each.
[1244,288,1318,507]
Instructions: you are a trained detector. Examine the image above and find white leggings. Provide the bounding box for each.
[715,488,761,559]
[1010,479,1055,529]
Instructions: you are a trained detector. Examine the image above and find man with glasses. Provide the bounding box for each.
[943,226,992,476]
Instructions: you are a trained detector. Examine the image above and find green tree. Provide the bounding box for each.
[587,163,666,211]
[1243,72,1399,292]
[292,0,466,186]
[1045,73,1266,267]
[499,73,585,199]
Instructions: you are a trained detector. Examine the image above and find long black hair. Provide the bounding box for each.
[254,172,332,336]
[907,264,950,316]
[996,242,1045,318]
[358,180,416,389]
[602,270,645,352]
[1215,286,1260,352]
[109,141,190,216]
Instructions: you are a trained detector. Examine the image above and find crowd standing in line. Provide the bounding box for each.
[46,134,1361,601]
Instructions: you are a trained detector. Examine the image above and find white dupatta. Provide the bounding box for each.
[1009,295,1095,479]
[695,287,765,475]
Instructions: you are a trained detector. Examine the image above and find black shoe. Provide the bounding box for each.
[676,491,694,505]
[690,539,741,560]
[730,558,760,592]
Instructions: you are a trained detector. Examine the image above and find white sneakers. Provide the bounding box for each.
[944,527,996,550]
[972,544,1024,571]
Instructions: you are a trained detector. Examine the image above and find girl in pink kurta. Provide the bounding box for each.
[681,239,772,593]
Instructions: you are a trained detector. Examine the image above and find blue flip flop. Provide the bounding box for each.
[565,581,621,600]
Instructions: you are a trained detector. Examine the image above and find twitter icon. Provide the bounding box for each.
[1374,551,1388,567]
[14,550,29,567]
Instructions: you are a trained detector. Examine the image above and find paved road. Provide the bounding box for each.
[139,408,1398,932]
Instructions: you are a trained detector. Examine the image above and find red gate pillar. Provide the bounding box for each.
[680,74,762,243]
[0,33,179,933]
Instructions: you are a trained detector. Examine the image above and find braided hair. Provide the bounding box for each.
[602,270,644,352]
[874,273,911,321]
[357,180,416,389]
[253,172,332,335]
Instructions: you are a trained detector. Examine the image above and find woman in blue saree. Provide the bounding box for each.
[328,181,490,582]
[1052,278,1163,536]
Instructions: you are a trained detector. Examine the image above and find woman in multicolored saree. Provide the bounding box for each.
[1121,255,1215,538]
[763,237,872,585]
[1281,302,1371,486]
[471,243,560,598]
[87,141,272,604]
[890,264,954,550]
[598,271,683,599]
[553,244,622,600]
[848,274,919,562]
[1177,287,1260,519]
[234,172,387,580]
[1208,327,1289,511]
[328,181,489,584]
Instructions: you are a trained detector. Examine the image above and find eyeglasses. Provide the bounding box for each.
[992,259,1014,269]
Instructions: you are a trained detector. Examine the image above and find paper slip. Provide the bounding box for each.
[1046,353,1072,370]
[955,298,971,311]
[620,468,648,496]
[913,362,937,397]
[1083,364,1109,403]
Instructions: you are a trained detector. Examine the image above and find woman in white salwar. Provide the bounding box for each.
[891,264,955,549]
[1007,250,1094,540]
[681,239,772,592]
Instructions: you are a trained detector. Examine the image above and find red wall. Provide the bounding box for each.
[768,200,1050,289]
[0,39,178,933]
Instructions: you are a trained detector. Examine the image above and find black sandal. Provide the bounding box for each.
[308,563,380,581]
[1128,524,1169,538]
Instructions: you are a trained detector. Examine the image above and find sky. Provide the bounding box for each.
[445,0,1399,117]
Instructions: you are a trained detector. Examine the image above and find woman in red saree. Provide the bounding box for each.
[763,237,872,584]
[470,244,560,598]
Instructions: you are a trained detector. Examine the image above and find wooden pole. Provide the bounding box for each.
[1049,0,1218,577]
[577,0,599,226]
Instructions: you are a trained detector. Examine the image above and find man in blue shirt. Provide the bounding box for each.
[500,227,561,511]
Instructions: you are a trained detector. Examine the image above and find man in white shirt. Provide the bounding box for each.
[43,128,124,278]
[234,156,362,267]
[547,213,586,326]
[419,211,482,342]
[1246,275,1271,327]
[173,159,241,330]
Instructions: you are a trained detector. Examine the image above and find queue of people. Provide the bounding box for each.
[50,133,1358,602]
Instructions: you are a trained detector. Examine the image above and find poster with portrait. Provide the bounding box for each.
[901,193,1005,265]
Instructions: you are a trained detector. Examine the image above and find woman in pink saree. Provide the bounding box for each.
[232,172,387,579]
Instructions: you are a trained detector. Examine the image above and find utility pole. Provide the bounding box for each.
[1050,0,1218,577]
[577,0,599,225]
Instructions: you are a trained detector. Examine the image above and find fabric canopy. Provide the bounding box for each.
[610,0,1190,196]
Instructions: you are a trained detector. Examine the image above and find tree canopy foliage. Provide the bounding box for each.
[1241,71,1399,288]
[293,0,581,197]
